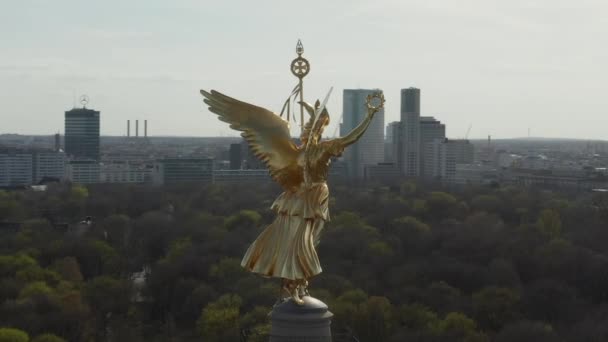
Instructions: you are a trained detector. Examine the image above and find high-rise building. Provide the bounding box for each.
[340,89,385,179]
[400,88,421,177]
[419,117,446,179]
[385,121,401,163]
[65,107,100,161]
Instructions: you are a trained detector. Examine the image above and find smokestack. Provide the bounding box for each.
[136,120,139,137]
[54,133,60,152]
[144,120,148,138]
[127,120,130,137]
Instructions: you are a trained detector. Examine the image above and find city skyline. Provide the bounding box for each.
[1,0,607,139]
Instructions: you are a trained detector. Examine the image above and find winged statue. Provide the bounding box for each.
[200,89,384,304]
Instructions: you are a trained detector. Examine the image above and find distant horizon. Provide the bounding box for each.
[1,132,607,143]
[2,1,608,140]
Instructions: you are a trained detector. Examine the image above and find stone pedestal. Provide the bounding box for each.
[269,296,333,342]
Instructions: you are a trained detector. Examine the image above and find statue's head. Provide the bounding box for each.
[300,100,330,144]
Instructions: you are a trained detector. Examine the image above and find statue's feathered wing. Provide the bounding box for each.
[200,90,302,189]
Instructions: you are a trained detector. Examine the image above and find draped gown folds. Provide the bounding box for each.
[241,182,329,280]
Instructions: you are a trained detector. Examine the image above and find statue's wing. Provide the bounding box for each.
[200,89,301,188]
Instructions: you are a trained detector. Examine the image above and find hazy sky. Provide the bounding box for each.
[1,0,607,139]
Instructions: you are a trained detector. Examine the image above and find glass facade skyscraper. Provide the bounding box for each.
[341,89,385,179]
[400,88,421,177]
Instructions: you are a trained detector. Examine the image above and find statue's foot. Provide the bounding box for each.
[281,279,304,305]
[280,279,291,301]
[298,279,309,298]
[291,289,304,305]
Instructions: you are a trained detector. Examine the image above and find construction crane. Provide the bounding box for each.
[465,124,472,140]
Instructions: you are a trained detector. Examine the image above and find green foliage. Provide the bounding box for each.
[19,281,55,299]
[165,237,192,261]
[51,257,83,283]
[397,303,441,331]
[31,333,67,342]
[0,181,607,340]
[209,258,246,291]
[69,185,89,201]
[84,276,130,316]
[0,328,29,342]
[197,294,242,342]
[472,287,520,331]
[224,210,261,231]
[537,209,562,238]
[471,194,502,214]
[426,191,459,219]
[495,321,559,342]
[0,255,37,277]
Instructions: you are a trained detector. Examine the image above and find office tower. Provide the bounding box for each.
[419,117,446,179]
[64,107,100,160]
[400,88,421,177]
[340,89,385,179]
[385,121,401,163]
[229,143,242,170]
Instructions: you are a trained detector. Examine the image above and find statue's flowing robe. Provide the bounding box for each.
[241,182,329,280]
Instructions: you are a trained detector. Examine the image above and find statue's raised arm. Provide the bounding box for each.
[321,92,385,156]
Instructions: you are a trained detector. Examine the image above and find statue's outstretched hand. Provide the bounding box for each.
[365,92,385,118]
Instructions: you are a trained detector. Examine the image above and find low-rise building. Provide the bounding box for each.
[100,161,151,183]
[33,151,66,183]
[152,157,214,185]
[66,160,100,184]
[454,164,498,185]
[1,148,66,186]
[0,151,33,186]
[364,162,401,182]
[213,169,271,183]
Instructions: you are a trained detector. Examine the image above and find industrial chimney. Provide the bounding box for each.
[135,120,139,137]
[144,120,148,138]
[127,120,130,137]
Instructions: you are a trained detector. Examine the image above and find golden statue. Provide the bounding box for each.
[199,41,385,305]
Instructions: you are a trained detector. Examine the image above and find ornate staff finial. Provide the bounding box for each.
[290,39,310,133]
